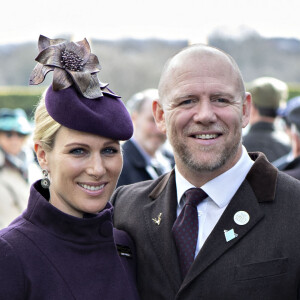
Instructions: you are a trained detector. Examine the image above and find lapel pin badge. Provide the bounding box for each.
[234,211,250,226]
[152,213,162,225]
[224,229,238,242]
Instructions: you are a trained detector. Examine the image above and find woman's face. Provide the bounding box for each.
[36,126,122,217]
[0,131,27,156]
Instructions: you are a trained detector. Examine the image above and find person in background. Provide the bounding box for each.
[0,35,139,299]
[273,96,300,170]
[117,88,173,187]
[243,77,291,162]
[112,44,300,299]
[0,108,41,229]
[278,102,300,179]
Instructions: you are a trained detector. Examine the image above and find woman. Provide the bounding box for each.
[0,35,139,299]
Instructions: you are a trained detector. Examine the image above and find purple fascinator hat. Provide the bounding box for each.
[29,35,133,140]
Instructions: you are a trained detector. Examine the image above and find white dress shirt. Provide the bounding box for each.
[175,146,254,257]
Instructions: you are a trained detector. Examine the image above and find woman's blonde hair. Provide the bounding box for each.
[33,89,61,152]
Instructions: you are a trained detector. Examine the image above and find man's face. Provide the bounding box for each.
[154,50,251,185]
[132,99,166,157]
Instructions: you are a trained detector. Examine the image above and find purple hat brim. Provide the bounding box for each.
[45,86,133,140]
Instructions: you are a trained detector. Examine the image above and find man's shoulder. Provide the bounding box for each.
[112,172,173,206]
[111,179,156,217]
[247,152,300,202]
[113,177,159,200]
[277,169,300,193]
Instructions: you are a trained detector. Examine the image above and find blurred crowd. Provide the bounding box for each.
[242,76,300,179]
[0,108,41,228]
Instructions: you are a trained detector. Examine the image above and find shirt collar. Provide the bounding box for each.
[175,146,254,208]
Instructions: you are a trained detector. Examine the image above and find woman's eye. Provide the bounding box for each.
[102,147,118,155]
[70,148,85,155]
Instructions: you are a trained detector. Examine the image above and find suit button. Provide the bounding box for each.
[99,220,113,237]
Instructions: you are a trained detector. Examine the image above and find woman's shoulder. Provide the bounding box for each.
[0,229,22,258]
[0,217,27,244]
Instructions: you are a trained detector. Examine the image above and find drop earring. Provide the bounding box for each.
[41,169,50,189]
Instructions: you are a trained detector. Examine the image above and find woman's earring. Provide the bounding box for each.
[41,169,50,189]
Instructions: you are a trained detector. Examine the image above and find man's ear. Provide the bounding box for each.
[34,142,49,170]
[242,92,252,129]
[152,100,166,134]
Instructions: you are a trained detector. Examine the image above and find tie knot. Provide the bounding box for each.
[184,188,207,207]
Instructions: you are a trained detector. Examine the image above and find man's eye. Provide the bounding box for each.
[180,99,194,105]
[212,98,230,105]
[217,98,228,103]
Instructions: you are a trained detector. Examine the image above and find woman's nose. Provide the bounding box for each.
[86,154,106,178]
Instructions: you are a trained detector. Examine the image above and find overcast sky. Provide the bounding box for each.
[1,0,300,45]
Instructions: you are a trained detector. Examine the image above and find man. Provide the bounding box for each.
[117,89,173,187]
[273,96,300,170]
[280,103,300,179]
[112,44,300,299]
[243,77,291,162]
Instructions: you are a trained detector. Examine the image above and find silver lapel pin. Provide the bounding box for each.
[152,213,162,225]
[234,211,250,226]
[224,229,238,242]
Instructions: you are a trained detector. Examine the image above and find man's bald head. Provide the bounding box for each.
[158,44,246,104]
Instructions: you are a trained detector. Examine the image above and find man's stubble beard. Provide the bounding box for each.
[169,127,242,173]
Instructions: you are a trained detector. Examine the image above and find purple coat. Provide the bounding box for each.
[0,181,140,300]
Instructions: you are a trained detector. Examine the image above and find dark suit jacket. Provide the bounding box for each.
[117,140,153,188]
[111,152,300,300]
[243,122,291,162]
[282,156,300,180]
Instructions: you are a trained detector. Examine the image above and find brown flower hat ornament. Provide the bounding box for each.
[29,35,114,99]
[29,35,133,140]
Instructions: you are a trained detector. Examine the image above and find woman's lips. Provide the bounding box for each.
[77,182,106,195]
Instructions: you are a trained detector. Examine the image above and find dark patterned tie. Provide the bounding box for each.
[172,188,208,278]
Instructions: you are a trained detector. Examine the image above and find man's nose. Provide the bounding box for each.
[192,100,217,124]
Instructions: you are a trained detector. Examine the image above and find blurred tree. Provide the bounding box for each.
[0,38,187,102]
[208,29,300,83]
[1,35,300,112]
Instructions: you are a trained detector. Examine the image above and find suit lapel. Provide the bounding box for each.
[180,179,265,291]
[143,171,182,292]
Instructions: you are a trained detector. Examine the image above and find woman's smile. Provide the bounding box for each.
[77,182,107,196]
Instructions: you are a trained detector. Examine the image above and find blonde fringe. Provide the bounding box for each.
[33,89,61,152]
